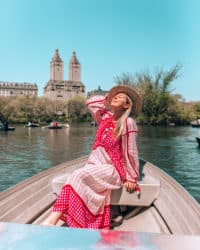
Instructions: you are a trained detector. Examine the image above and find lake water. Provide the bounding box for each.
[0,124,200,203]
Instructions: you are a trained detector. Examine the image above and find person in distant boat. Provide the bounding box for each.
[42,85,142,229]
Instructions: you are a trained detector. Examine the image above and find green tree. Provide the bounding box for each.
[193,102,200,120]
[0,96,15,122]
[0,96,18,129]
[33,97,59,123]
[114,72,134,86]
[114,64,183,125]
[67,96,87,122]
[137,65,181,125]
[15,96,37,123]
[0,95,66,125]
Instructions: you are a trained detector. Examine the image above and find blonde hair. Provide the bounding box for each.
[114,95,133,138]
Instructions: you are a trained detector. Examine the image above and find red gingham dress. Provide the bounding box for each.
[52,96,139,229]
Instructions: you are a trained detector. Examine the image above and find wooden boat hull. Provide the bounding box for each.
[0,156,200,235]
[25,124,40,128]
[48,126,62,129]
[192,124,200,127]
[0,127,15,131]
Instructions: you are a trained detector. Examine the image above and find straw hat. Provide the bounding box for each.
[107,85,142,116]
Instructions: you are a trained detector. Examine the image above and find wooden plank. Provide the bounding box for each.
[15,193,56,224]
[32,206,66,227]
[0,176,53,215]
[115,207,170,234]
[32,207,52,224]
[0,184,54,222]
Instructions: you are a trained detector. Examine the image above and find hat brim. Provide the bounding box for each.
[107,85,142,116]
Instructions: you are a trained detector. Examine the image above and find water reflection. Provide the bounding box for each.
[0,124,200,203]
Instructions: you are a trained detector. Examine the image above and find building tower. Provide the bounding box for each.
[50,49,64,81]
[69,51,81,82]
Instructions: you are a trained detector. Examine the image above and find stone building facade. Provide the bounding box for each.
[0,82,38,97]
[43,49,85,101]
[87,87,108,98]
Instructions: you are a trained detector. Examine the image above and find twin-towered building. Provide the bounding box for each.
[43,49,85,101]
[0,50,86,101]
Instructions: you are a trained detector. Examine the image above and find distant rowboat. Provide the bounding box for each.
[191,120,200,127]
[48,125,62,129]
[48,121,62,129]
[196,137,200,147]
[41,123,69,129]
[192,124,200,128]
[24,122,40,128]
[0,124,15,131]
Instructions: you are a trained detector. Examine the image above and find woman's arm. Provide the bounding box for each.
[86,95,108,125]
[122,117,139,190]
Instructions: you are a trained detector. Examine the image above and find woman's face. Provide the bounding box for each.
[110,93,129,110]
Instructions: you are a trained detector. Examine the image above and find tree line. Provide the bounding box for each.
[0,95,89,128]
[0,64,200,128]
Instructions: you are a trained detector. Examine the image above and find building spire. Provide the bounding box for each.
[52,49,63,62]
[69,51,80,65]
[69,51,81,82]
[50,49,64,81]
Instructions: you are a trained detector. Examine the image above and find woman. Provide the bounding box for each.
[42,85,142,229]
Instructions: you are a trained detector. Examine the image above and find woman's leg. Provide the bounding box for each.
[41,211,63,226]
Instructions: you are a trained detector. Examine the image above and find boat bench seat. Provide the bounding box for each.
[52,159,160,207]
[110,175,160,206]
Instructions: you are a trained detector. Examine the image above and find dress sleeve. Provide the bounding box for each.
[122,117,139,183]
[86,95,107,125]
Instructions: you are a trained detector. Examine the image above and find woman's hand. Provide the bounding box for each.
[124,181,137,193]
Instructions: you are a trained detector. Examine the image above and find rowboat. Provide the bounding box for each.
[0,156,199,235]
[192,124,200,128]
[191,120,200,127]
[196,137,200,147]
[24,122,40,128]
[0,123,15,131]
[48,121,62,129]
[43,121,70,129]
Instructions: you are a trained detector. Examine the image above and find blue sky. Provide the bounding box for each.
[0,0,200,101]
